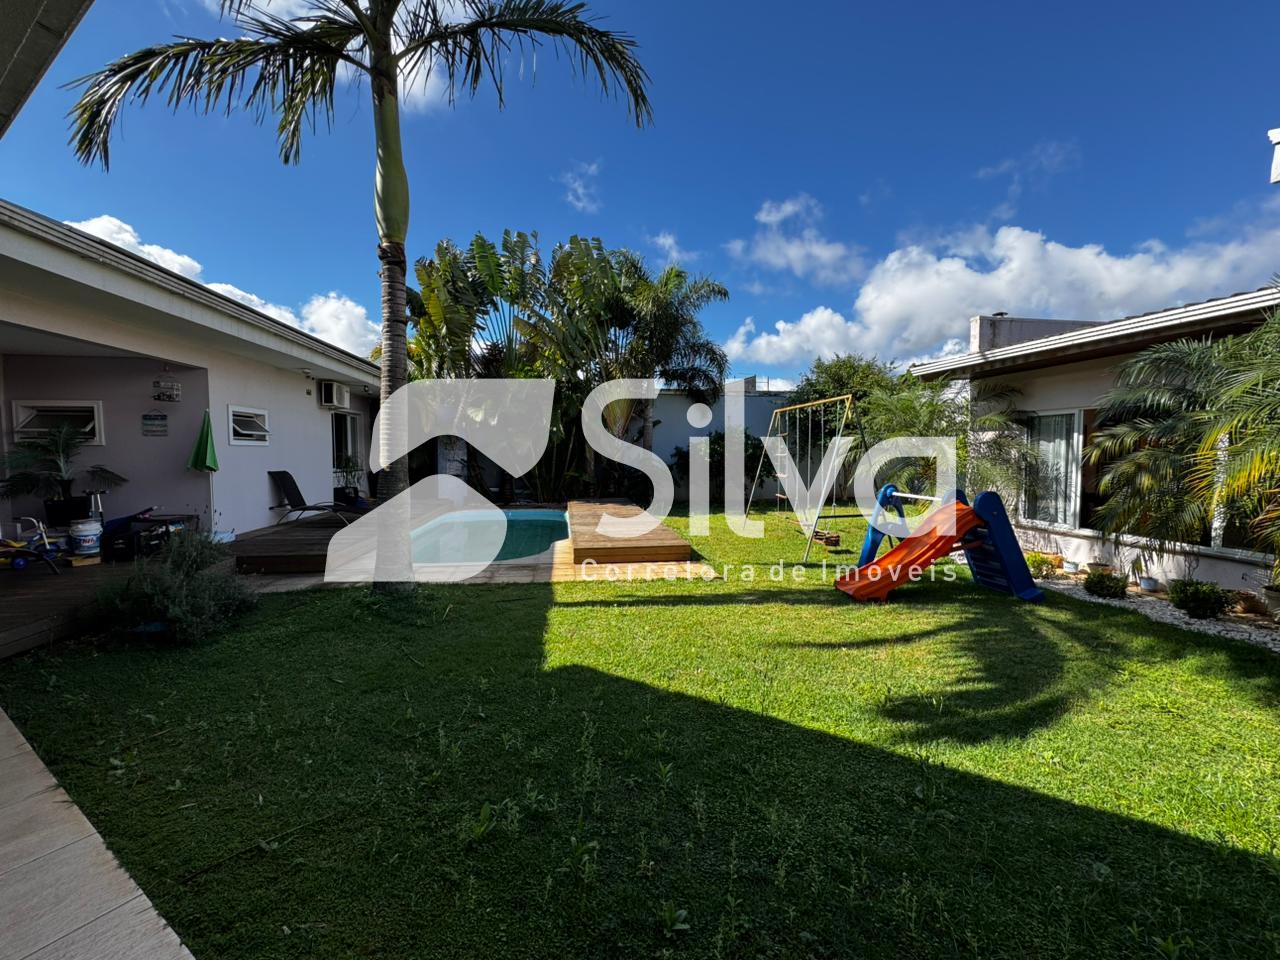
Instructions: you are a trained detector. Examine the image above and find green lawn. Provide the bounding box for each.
[3,509,1279,958]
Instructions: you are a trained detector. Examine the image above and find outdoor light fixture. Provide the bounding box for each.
[1270,128,1280,184]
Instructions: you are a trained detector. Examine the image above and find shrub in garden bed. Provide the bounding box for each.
[1024,551,1058,579]
[1167,579,1233,620]
[1083,571,1129,599]
[95,531,256,644]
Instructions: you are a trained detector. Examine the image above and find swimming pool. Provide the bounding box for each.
[410,508,569,565]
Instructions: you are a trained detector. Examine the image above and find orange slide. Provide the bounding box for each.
[836,501,983,602]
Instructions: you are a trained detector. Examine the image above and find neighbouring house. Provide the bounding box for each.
[652,375,790,500]
[0,199,379,538]
[911,287,1280,591]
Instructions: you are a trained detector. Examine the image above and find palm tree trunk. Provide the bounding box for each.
[642,399,654,452]
[371,64,413,591]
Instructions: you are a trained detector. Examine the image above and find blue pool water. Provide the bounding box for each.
[410,509,568,565]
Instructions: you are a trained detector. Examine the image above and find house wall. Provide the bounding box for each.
[0,279,375,538]
[206,362,376,535]
[978,354,1272,592]
[1,356,212,526]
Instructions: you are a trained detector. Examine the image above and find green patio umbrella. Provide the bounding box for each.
[187,408,219,472]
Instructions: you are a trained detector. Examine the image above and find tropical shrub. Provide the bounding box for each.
[669,431,773,505]
[96,531,255,644]
[1084,571,1129,599]
[1167,579,1233,620]
[1024,552,1058,579]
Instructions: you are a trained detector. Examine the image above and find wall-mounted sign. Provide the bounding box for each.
[142,411,169,437]
[152,379,182,402]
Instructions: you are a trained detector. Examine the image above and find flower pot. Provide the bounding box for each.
[1061,560,1080,574]
[1263,585,1280,619]
[1086,562,1113,575]
[333,485,360,507]
[1138,575,1159,593]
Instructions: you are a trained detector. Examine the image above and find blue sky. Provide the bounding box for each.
[3,0,1280,386]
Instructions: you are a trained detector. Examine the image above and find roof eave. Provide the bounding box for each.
[912,287,1280,381]
[0,199,380,384]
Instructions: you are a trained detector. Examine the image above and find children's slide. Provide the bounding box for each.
[837,490,1043,603]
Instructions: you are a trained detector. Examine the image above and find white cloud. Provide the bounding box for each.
[728,194,865,286]
[68,214,377,355]
[299,292,379,354]
[755,193,821,226]
[976,139,1079,221]
[205,282,298,324]
[650,230,697,265]
[725,203,1280,366]
[560,160,602,214]
[65,215,204,279]
[206,285,379,356]
[725,308,860,365]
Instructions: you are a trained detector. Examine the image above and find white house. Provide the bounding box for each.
[912,287,1280,591]
[0,199,379,538]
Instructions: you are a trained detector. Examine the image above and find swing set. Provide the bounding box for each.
[746,393,862,562]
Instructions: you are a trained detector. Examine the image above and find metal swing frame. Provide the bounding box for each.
[746,393,859,562]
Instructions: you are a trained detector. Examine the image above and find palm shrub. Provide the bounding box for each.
[0,422,126,501]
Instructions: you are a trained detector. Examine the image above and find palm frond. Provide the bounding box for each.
[395,0,651,126]
[68,13,365,168]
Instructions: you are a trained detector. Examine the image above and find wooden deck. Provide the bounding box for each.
[568,500,692,564]
[229,513,350,574]
[0,563,132,661]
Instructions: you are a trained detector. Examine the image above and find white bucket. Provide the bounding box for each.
[68,519,102,556]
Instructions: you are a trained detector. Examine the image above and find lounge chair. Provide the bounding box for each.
[268,471,368,526]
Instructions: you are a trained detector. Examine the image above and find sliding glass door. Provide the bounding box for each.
[1024,412,1078,526]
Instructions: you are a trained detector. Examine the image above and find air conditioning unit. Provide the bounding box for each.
[318,381,350,409]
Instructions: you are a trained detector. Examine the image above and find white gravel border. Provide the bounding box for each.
[1037,579,1280,656]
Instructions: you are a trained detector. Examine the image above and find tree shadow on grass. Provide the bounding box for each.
[1,582,1278,959]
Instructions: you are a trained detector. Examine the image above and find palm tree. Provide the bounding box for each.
[600,252,729,451]
[68,0,652,585]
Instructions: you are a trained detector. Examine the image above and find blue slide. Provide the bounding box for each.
[959,491,1044,602]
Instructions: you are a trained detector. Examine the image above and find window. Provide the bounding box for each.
[331,411,362,481]
[1024,412,1078,526]
[13,401,104,445]
[228,405,270,445]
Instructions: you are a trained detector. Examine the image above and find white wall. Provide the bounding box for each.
[995,355,1127,411]
[206,360,376,535]
[1,356,212,525]
[652,390,786,501]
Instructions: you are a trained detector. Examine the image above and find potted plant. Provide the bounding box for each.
[332,454,364,508]
[1263,568,1280,619]
[1131,552,1160,592]
[0,423,127,527]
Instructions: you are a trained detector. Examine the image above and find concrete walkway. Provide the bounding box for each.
[0,710,192,960]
